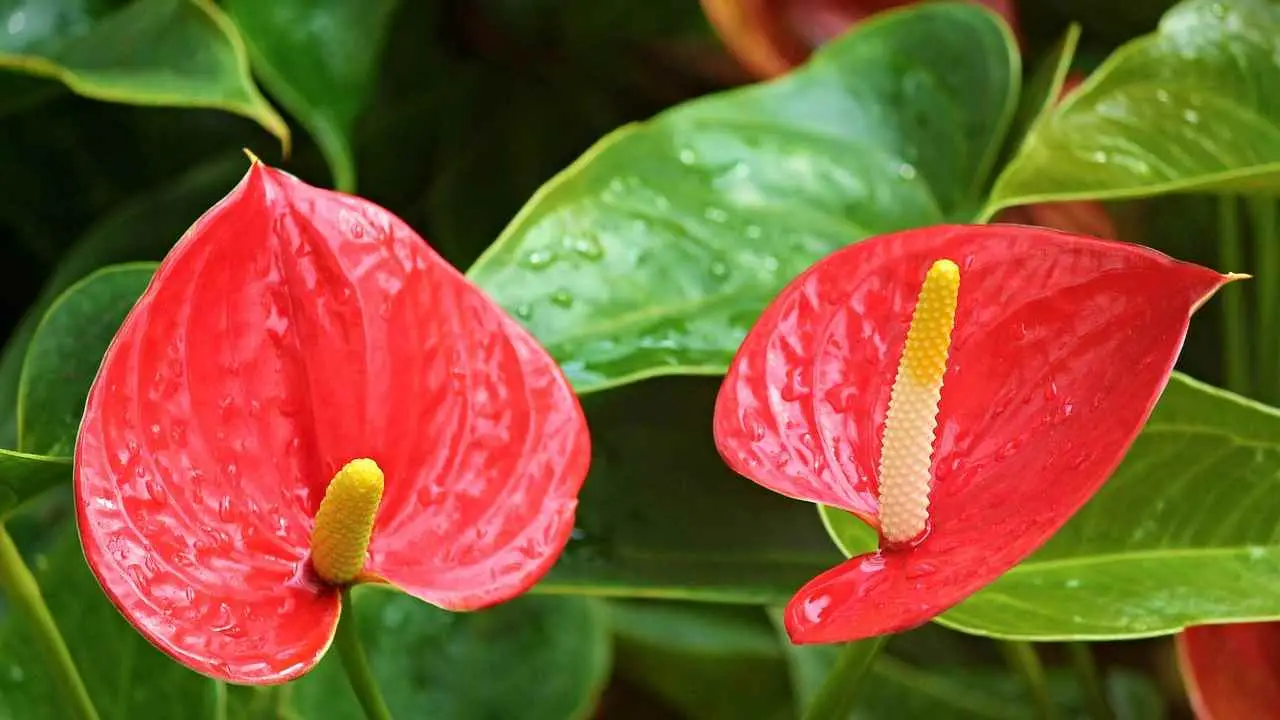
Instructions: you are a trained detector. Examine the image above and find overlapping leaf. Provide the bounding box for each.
[0,0,288,146]
[467,3,1018,392]
[223,0,399,191]
[989,0,1280,209]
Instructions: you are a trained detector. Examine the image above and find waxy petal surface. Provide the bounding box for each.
[75,163,590,682]
[712,224,1229,643]
[1177,623,1280,720]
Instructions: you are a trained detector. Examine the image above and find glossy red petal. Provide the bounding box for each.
[712,224,1230,642]
[76,163,590,681]
[1178,623,1280,720]
[701,0,1019,79]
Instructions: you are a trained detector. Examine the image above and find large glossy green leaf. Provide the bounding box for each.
[823,373,1280,640]
[0,528,219,719]
[223,0,397,192]
[18,264,155,457]
[536,377,841,603]
[988,0,1280,211]
[0,152,245,448]
[0,0,288,146]
[466,3,1018,393]
[290,589,611,720]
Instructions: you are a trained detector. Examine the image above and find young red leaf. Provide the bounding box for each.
[713,224,1232,643]
[700,0,1019,78]
[1178,623,1280,720]
[74,160,591,683]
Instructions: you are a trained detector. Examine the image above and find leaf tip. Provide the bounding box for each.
[242,147,263,167]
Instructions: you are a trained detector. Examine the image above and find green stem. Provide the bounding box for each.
[1250,196,1279,403]
[1219,195,1251,396]
[336,587,392,720]
[1067,643,1113,720]
[802,635,888,720]
[1000,640,1054,720]
[0,524,99,720]
[210,681,228,720]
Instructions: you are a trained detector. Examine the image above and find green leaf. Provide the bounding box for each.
[988,0,1280,210]
[996,23,1080,177]
[18,263,156,458]
[0,450,69,521]
[290,589,611,720]
[466,3,1018,393]
[609,600,795,720]
[536,377,841,603]
[0,527,220,719]
[778,618,1165,719]
[223,0,398,192]
[823,373,1280,640]
[0,152,245,448]
[0,0,289,148]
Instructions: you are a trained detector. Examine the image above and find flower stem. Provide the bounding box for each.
[1218,195,1250,396]
[1000,640,1054,720]
[802,635,888,720]
[1250,196,1279,403]
[336,587,392,720]
[1067,643,1113,720]
[0,524,99,720]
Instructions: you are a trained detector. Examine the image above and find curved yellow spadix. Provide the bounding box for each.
[878,259,960,545]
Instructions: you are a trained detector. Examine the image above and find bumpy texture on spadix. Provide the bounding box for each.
[74,160,591,683]
[713,224,1232,644]
[878,259,958,545]
[1177,623,1280,720]
[311,458,384,584]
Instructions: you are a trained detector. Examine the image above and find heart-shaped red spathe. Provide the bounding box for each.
[712,224,1231,643]
[74,161,591,683]
[1178,623,1280,720]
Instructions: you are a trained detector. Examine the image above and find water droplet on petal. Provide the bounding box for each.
[803,594,831,623]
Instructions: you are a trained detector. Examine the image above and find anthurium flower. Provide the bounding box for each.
[700,0,1018,78]
[74,159,591,683]
[1177,623,1280,720]
[713,224,1234,642]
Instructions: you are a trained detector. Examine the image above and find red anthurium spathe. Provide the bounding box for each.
[1177,623,1280,719]
[713,224,1234,643]
[74,159,591,683]
[700,0,1019,78]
